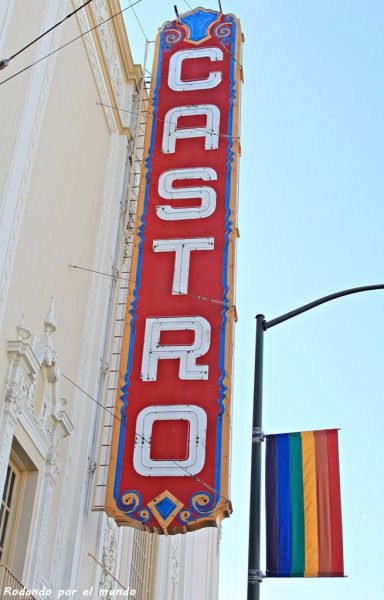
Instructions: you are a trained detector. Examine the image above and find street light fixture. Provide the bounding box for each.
[247,284,384,600]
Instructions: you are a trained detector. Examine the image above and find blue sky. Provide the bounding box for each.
[124,1,384,598]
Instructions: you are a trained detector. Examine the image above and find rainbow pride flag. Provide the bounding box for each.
[266,429,344,577]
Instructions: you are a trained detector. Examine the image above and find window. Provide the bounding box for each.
[129,531,156,600]
[0,438,38,582]
[0,459,20,563]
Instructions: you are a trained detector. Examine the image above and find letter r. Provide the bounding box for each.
[141,316,210,381]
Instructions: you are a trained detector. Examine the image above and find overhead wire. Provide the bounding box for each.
[0,0,145,86]
[0,0,94,71]
[96,101,240,141]
[62,372,232,506]
[127,0,149,42]
[69,264,236,310]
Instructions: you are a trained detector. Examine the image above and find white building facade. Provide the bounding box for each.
[0,1,220,598]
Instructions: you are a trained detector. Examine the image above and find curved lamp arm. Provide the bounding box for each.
[265,284,384,330]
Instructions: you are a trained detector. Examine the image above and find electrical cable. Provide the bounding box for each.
[69,264,236,310]
[0,0,94,71]
[127,0,149,42]
[0,0,145,86]
[62,372,232,506]
[96,101,240,141]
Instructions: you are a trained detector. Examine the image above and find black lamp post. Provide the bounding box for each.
[247,284,384,600]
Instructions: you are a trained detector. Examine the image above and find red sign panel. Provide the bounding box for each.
[105,7,243,534]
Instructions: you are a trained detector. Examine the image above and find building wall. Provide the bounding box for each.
[0,2,220,598]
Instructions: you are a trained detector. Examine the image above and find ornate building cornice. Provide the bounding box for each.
[79,0,145,137]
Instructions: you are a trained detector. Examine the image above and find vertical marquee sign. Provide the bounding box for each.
[105,7,243,534]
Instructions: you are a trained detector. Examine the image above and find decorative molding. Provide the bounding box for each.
[3,308,72,427]
[44,297,57,335]
[4,381,23,420]
[74,0,138,136]
[74,0,117,134]
[216,523,222,555]
[32,477,55,588]
[99,518,120,594]
[0,305,74,590]
[129,92,139,138]
[107,0,143,85]
[92,0,124,104]
[4,310,74,447]
[170,536,180,587]
[46,450,61,482]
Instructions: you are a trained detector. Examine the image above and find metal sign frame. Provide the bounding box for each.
[104,7,243,534]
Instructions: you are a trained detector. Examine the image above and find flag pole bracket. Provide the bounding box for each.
[252,427,264,442]
[248,569,264,583]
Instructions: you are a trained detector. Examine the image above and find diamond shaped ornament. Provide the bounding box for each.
[148,490,184,532]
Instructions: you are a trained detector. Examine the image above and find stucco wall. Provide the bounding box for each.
[0,2,220,598]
